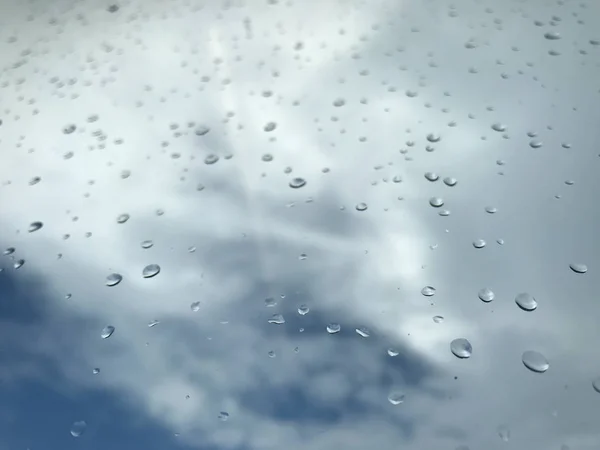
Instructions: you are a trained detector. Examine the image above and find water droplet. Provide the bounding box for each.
[522,350,549,373]
[262,153,273,162]
[478,288,495,302]
[355,202,368,211]
[299,253,308,260]
[92,368,100,374]
[195,125,210,136]
[387,348,400,356]
[491,123,507,132]
[326,323,341,334]
[70,420,87,437]
[424,172,439,182]
[116,213,130,224]
[204,154,219,165]
[450,338,472,359]
[14,259,25,269]
[218,411,229,421]
[106,273,122,287]
[141,240,153,249]
[190,301,201,312]
[355,327,371,338]
[421,285,436,297]
[298,304,310,315]
[142,264,160,278]
[497,238,505,245]
[28,221,43,232]
[289,177,306,189]
[148,320,160,327]
[101,325,115,339]
[268,350,276,358]
[515,292,537,311]
[264,122,277,132]
[443,177,457,187]
[392,175,402,183]
[333,98,346,107]
[473,239,486,249]
[429,197,444,207]
[529,140,543,148]
[268,313,285,324]
[484,206,497,214]
[63,124,76,134]
[544,31,561,40]
[29,176,41,186]
[387,392,405,405]
[439,209,451,216]
[433,315,444,323]
[569,263,587,274]
[426,133,441,143]
[497,425,511,442]
[592,377,600,393]
[3,247,15,256]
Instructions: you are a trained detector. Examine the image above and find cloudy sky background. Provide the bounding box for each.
[1,0,600,449]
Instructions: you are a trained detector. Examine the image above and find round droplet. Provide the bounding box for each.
[473,239,486,249]
[204,154,219,165]
[101,325,115,339]
[326,323,341,334]
[443,177,457,187]
[355,327,370,338]
[92,368,100,374]
[264,122,277,132]
[70,420,87,437]
[439,209,451,216]
[388,392,405,405]
[478,288,495,302]
[544,31,561,40]
[268,313,285,324]
[333,98,346,107]
[450,338,472,359]
[267,350,276,358]
[424,172,439,182]
[426,133,441,143]
[515,292,537,311]
[261,153,273,162]
[195,125,210,136]
[116,213,130,224]
[421,286,436,297]
[218,411,229,421]
[106,273,122,287]
[387,348,400,356]
[298,304,310,315]
[432,315,444,323]
[491,123,507,132]
[429,197,444,207]
[190,301,201,312]
[355,202,368,211]
[141,240,154,249]
[142,264,160,278]
[496,238,505,245]
[484,206,497,214]
[592,377,600,393]
[569,263,587,274]
[289,177,306,189]
[63,124,76,134]
[28,221,43,232]
[522,350,549,373]
[529,140,543,148]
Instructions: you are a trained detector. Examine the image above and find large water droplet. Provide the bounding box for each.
[484,206,497,214]
[142,264,160,278]
[28,221,43,232]
[529,140,543,149]
[421,286,436,297]
[106,273,122,287]
[450,338,472,359]
[289,177,306,189]
[387,392,405,405]
[478,288,495,302]
[569,263,587,274]
[424,172,439,182]
[472,239,486,249]
[443,177,457,187]
[515,292,537,311]
[491,123,507,132]
[101,325,115,339]
[326,323,341,334]
[429,197,444,207]
[116,213,130,224]
[70,420,87,437]
[426,133,441,143]
[522,350,549,373]
[268,313,285,324]
[298,304,310,315]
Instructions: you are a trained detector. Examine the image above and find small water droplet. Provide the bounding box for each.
[478,288,495,302]
[387,348,400,356]
[204,154,219,165]
[522,350,549,373]
[515,292,537,311]
[190,301,201,312]
[267,350,276,358]
[148,320,160,327]
[298,304,310,315]
[289,177,306,189]
[497,238,505,245]
[424,172,439,182]
[355,202,368,211]
[355,327,370,338]
[63,124,76,134]
[106,273,122,287]
[28,221,43,232]
[70,420,87,437]
[195,125,210,136]
[268,313,285,324]
[141,240,154,249]
[116,213,130,224]
[264,122,277,132]
[392,175,402,183]
[473,239,486,249]
[497,425,511,442]
[261,153,273,162]
[387,392,405,405]
[101,325,115,339]
[218,411,229,421]
[333,98,346,107]
[544,31,561,40]
[29,176,41,186]
[426,133,441,143]
[92,368,100,374]
[491,123,507,132]
[429,197,444,207]
[484,206,497,214]
[421,286,436,297]
[326,323,341,334]
[439,209,451,216]
[433,315,444,323]
[443,177,457,187]
[569,263,587,274]
[450,338,472,359]
[142,264,161,278]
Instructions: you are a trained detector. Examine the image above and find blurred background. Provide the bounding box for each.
[1,0,599,449]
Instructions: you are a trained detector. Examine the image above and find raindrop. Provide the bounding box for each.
[141,240,154,249]
[265,297,277,307]
[264,122,277,132]
[355,327,371,338]
[429,197,444,207]
[355,202,368,211]
[101,325,115,339]
[522,350,549,373]
[392,175,402,183]
[491,123,507,132]
[424,172,439,182]
[387,348,400,356]
[569,263,587,274]
[14,259,25,269]
[268,314,285,324]
[439,209,451,216]
[326,323,341,334]
[426,133,441,143]
[3,247,15,256]
[148,320,160,327]
[421,286,436,297]
[142,264,161,278]
[498,425,511,442]
[333,98,346,107]
[63,124,76,134]
[289,177,306,188]
[485,206,497,214]
[268,350,276,358]
[107,4,119,12]
[478,288,495,302]
[443,177,457,187]
[473,239,486,248]
[70,421,87,437]
[204,154,219,165]
[28,221,43,232]
[106,273,122,287]
[433,315,444,323]
[515,292,537,311]
[529,140,543,148]
[450,338,472,359]
[92,368,100,374]
[592,377,600,393]
[261,153,273,162]
[544,31,561,40]
[116,213,130,224]
[298,304,310,315]
[190,301,201,312]
[29,176,41,185]
[387,392,405,405]
[218,411,229,421]
[195,125,210,136]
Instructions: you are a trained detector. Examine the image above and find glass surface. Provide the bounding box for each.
[1,0,599,449]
